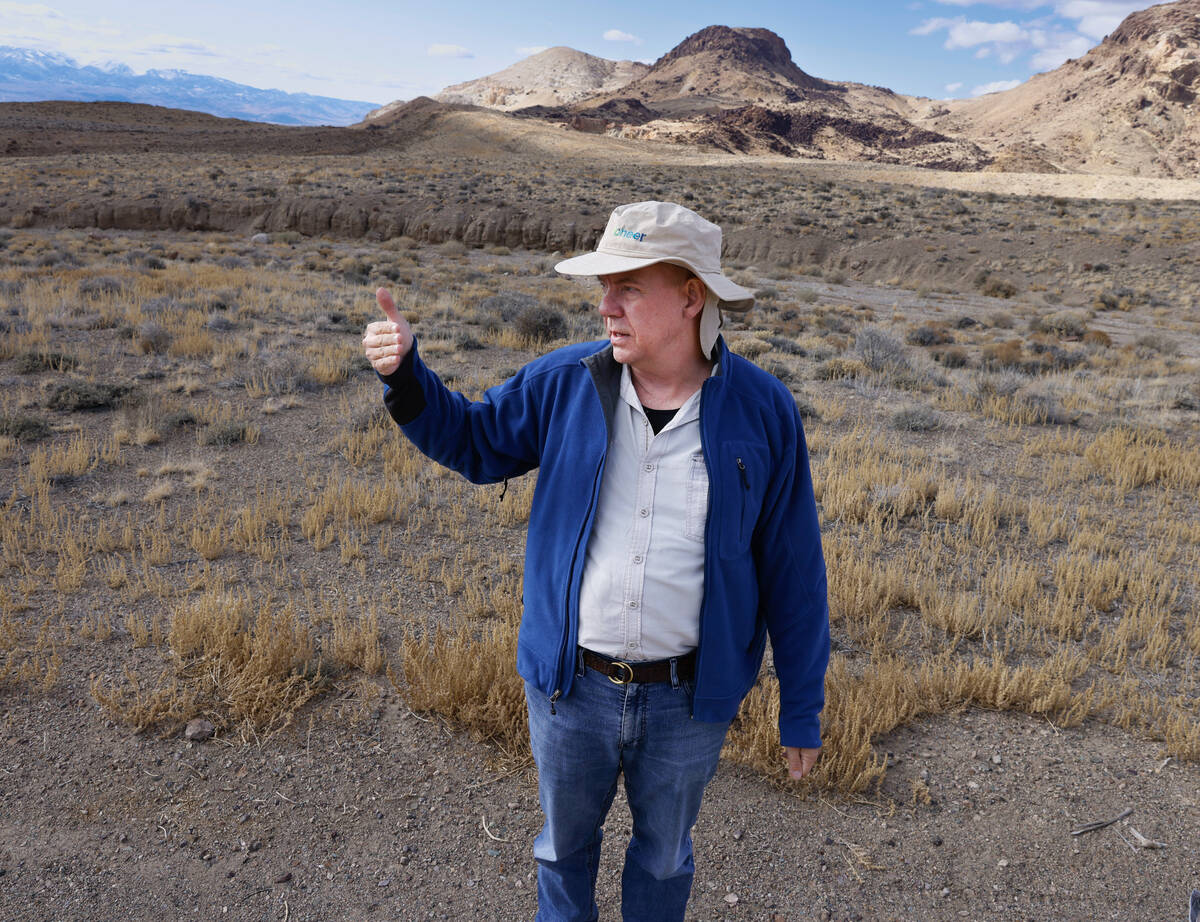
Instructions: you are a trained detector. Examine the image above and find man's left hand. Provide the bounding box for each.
[784,746,820,780]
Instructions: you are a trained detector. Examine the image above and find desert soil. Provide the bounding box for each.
[2,108,1200,921]
[4,644,1199,921]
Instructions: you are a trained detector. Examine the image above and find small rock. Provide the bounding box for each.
[991,754,1002,765]
[250,233,271,245]
[274,872,292,884]
[723,893,739,905]
[998,858,1010,868]
[185,719,215,742]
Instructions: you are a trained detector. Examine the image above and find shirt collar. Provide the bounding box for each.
[618,362,715,430]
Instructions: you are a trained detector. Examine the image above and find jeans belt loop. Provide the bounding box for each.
[668,656,680,689]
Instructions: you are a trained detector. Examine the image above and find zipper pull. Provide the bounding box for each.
[736,457,748,489]
[549,690,561,715]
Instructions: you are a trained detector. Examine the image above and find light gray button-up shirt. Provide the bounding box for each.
[576,364,710,660]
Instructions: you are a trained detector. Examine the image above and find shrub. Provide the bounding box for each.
[1017,385,1075,425]
[455,334,487,351]
[766,335,806,356]
[514,305,567,344]
[77,276,126,300]
[1034,310,1088,338]
[974,370,1025,398]
[981,339,1023,369]
[16,350,79,373]
[892,405,943,431]
[933,346,968,368]
[975,272,1017,299]
[906,325,952,347]
[764,360,793,384]
[815,357,865,380]
[479,291,541,322]
[206,312,235,332]
[136,321,171,354]
[852,326,910,373]
[47,381,131,411]
[1135,333,1179,356]
[0,413,51,441]
[200,421,253,446]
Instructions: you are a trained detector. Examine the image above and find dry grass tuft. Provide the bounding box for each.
[395,606,528,760]
[91,590,328,737]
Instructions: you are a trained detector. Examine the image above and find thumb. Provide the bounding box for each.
[377,287,403,325]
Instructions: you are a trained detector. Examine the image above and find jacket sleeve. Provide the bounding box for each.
[378,339,542,484]
[753,401,830,750]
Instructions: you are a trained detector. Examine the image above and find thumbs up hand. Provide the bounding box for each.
[362,287,413,377]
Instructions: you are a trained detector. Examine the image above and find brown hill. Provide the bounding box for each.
[0,100,382,156]
[425,47,648,112]
[563,26,989,169]
[582,25,836,115]
[926,0,1200,177]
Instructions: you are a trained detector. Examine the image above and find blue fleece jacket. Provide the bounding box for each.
[380,337,829,749]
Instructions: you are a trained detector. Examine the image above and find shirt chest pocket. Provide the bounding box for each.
[683,453,709,543]
[719,441,770,559]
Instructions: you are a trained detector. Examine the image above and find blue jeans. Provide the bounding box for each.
[525,655,731,922]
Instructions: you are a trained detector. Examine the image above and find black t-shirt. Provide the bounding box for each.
[643,406,679,435]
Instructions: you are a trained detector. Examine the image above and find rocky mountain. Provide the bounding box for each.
[0,47,378,127]
[434,46,648,111]
[529,26,987,170]
[924,0,1200,177]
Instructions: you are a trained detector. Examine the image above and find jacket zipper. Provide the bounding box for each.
[551,410,609,712]
[694,379,715,719]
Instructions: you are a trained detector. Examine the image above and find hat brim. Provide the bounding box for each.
[554,252,754,312]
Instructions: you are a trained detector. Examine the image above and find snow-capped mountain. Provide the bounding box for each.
[0,47,378,126]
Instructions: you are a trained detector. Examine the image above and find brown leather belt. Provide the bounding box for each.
[580,648,696,685]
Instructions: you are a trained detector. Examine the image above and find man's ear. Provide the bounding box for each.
[681,277,707,319]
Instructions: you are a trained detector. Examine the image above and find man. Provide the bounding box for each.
[362,201,829,922]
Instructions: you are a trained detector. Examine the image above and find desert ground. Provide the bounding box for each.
[2,123,1200,921]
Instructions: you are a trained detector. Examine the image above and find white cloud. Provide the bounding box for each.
[945,20,1029,48]
[517,45,550,56]
[603,29,641,43]
[944,81,964,93]
[935,0,1046,7]
[1056,1,1146,38]
[426,43,473,58]
[1030,32,1093,68]
[917,1,1156,77]
[972,79,1022,95]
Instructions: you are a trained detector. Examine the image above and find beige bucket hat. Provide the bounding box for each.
[554,201,754,358]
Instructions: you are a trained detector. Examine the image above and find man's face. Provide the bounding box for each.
[597,263,702,371]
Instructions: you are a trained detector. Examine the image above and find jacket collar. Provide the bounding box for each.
[582,337,728,435]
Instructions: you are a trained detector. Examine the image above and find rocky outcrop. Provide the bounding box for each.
[926,0,1200,177]
[421,47,648,112]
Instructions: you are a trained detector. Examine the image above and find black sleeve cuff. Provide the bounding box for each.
[378,345,426,426]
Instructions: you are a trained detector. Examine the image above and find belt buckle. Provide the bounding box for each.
[607,660,635,685]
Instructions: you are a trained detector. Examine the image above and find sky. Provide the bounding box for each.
[0,0,1164,104]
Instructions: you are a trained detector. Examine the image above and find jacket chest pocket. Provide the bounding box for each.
[719,441,770,559]
[683,453,708,543]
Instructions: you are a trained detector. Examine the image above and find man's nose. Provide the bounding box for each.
[598,291,619,316]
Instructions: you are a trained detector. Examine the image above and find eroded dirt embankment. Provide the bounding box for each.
[6,191,1195,305]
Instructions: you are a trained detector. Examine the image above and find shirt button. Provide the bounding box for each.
[628,600,638,609]
[627,641,637,650]
[639,508,649,517]
[644,463,654,472]
[633,555,643,564]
